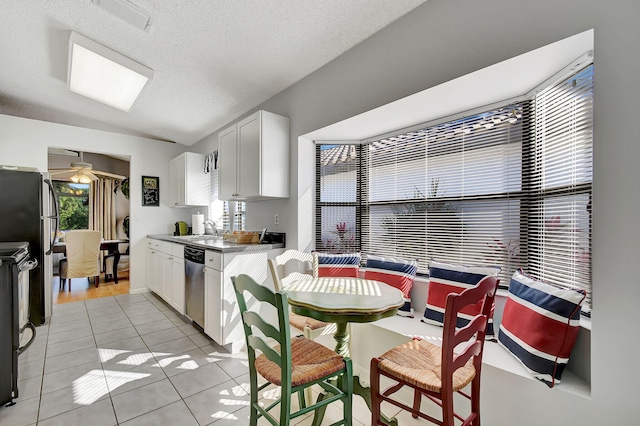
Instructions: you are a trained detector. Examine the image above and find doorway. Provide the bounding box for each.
[47,148,131,304]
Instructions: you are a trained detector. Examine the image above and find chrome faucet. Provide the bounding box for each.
[203,219,219,236]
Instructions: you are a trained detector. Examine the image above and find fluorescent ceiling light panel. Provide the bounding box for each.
[68,32,153,112]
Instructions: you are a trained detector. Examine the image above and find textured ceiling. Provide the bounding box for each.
[0,0,427,146]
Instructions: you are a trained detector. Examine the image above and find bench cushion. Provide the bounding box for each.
[498,269,586,388]
[365,255,418,317]
[422,260,501,337]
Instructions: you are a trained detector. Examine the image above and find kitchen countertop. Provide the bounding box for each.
[147,234,285,253]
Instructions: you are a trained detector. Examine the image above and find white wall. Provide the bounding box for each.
[0,114,191,292]
[192,0,640,423]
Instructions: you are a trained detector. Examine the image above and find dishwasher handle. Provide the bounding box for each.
[184,246,205,263]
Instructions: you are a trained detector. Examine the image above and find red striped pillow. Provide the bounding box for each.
[364,255,417,318]
[313,252,361,278]
[498,269,586,387]
[423,260,501,337]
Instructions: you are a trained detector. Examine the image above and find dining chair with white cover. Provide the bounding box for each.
[59,230,101,291]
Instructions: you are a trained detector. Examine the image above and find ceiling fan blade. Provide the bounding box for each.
[70,161,93,171]
[48,169,72,176]
[92,170,127,180]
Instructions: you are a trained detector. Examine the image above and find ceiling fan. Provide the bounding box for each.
[49,150,124,183]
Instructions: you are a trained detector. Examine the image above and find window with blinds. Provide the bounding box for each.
[316,145,361,253]
[315,63,593,313]
[209,168,246,231]
[222,201,246,231]
[527,65,593,311]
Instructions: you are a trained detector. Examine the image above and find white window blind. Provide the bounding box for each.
[361,104,525,285]
[316,144,360,253]
[528,65,593,312]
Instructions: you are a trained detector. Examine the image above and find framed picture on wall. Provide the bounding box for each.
[142,176,159,206]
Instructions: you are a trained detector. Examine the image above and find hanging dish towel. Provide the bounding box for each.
[204,151,218,173]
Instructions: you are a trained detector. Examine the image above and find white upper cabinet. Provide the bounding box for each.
[218,110,290,201]
[170,152,210,207]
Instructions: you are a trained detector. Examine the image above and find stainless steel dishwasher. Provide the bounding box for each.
[184,246,205,328]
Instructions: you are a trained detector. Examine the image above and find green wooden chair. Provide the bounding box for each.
[231,274,353,426]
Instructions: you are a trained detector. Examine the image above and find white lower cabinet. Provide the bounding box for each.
[204,254,222,344]
[146,240,162,293]
[146,239,185,315]
[203,248,282,353]
[171,256,185,314]
[161,252,173,304]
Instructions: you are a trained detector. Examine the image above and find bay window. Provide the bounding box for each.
[316,63,593,314]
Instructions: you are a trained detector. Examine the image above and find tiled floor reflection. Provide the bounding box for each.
[2,292,372,425]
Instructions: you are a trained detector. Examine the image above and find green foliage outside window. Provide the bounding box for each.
[54,181,89,230]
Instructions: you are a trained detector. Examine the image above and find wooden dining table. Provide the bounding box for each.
[53,239,128,285]
[284,277,404,426]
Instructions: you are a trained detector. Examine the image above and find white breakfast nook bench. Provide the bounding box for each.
[337,275,592,403]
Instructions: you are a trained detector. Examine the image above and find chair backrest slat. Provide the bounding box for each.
[247,334,282,365]
[453,315,488,346]
[441,275,498,387]
[451,340,482,372]
[242,311,280,342]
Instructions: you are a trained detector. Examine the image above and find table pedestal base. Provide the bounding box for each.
[310,322,398,426]
[310,375,398,426]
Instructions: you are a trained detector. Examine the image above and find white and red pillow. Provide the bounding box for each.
[423,260,501,337]
[498,269,586,387]
[313,252,361,278]
[364,255,418,317]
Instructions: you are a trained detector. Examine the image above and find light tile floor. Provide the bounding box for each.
[0,292,400,425]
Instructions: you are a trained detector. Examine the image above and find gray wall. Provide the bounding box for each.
[193,0,640,423]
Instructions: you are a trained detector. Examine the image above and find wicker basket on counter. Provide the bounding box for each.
[223,231,260,244]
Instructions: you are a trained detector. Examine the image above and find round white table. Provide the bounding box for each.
[284,277,404,426]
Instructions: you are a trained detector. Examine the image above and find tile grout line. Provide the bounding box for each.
[33,302,54,426]
[85,297,120,426]
[35,300,90,424]
[109,293,187,425]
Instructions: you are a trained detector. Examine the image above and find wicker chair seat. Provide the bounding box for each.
[378,338,476,393]
[255,336,345,387]
[289,312,329,331]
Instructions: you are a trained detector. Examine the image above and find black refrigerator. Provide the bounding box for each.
[0,167,59,327]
